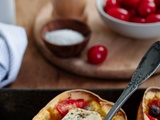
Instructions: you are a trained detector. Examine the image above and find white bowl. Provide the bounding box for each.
[96,0,160,39]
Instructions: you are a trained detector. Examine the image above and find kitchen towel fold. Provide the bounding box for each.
[0,23,28,88]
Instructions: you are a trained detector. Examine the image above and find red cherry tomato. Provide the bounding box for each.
[157,9,160,14]
[119,0,140,8]
[87,45,108,64]
[146,113,157,120]
[104,0,118,12]
[56,99,87,116]
[131,17,146,23]
[138,2,156,17]
[107,7,130,21]
[146,14,160,23]
[141,0,154,3]
[154,0,160,7]
[148,99,160,108]
[128,9,137,19]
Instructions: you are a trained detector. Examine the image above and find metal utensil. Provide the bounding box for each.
[105,41,160,120]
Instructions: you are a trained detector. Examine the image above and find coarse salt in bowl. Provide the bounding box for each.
[44,29,85,46]
[41,19,91,58]
[96,0,160,39]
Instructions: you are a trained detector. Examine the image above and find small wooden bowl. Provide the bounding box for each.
[41,19,91,58]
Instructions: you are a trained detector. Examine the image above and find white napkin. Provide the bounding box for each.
[0,23,28,88]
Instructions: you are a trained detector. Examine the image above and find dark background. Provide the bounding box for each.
[0,89,144,120]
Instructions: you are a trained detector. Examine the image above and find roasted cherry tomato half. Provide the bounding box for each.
[107,7,130,21]
[87,45,108,65]
[146,113,157,120]
[147,99,160,118]
[148,99,160,108]
[56,99,87,116]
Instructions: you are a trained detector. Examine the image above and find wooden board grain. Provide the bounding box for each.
[33,0,160,79]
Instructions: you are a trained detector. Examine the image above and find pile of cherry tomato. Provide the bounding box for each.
[104,0,160,23]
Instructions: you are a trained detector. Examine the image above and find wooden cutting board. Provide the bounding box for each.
[34,0,160,79]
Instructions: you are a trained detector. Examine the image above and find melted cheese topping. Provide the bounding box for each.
[62,108,102,120]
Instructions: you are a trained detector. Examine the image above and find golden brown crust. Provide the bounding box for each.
[33,89,127,120]
[137,87,160,120]
[137,101,144,120]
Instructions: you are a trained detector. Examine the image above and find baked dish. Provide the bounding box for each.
[137,87,160,120]
[33,89,127,120]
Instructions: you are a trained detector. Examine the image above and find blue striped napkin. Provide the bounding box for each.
[0,23,28,88]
